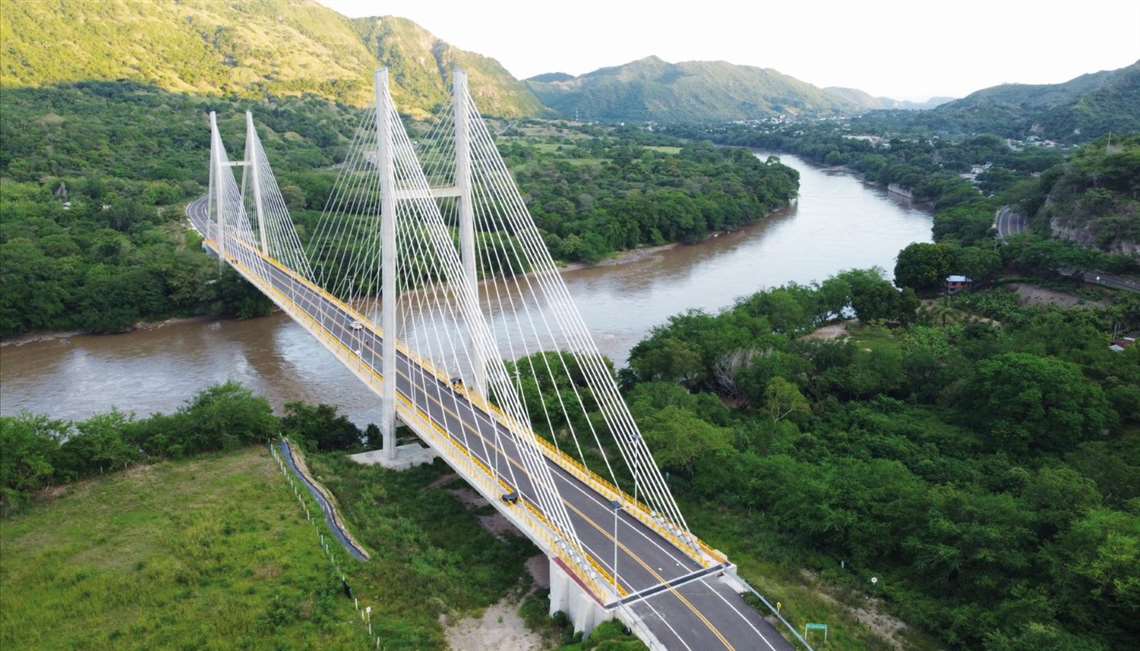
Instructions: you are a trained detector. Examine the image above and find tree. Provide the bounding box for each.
[280,184,307,210]
[1046,508,1140,643]
[895,242,956,292]
[54,410,140,481]
[763,377,810,423]
[0,414,64,511]
[961,353,1115,454]
[282,402,362,451]
[640,406,732,476]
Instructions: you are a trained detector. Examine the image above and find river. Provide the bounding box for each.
[0,152,932,424]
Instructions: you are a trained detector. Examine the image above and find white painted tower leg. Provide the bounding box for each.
[375,69,398,461]
[453,68,486,394]
[209,111,226,267]
[245,111,268,255]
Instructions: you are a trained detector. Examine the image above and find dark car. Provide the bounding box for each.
[501,491,519,505]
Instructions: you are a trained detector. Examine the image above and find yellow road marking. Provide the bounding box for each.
[216,241,735,647]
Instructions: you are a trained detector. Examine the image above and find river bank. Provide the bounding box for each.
[0,315,216,348]
[1,151,932,422]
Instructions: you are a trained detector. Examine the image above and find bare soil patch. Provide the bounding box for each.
[800,320,855,341]
[443,596,546,651]
[1008,283,1105,309]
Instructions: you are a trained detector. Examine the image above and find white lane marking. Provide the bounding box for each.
[697,578,779,651]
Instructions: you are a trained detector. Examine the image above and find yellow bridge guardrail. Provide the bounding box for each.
[217,238,723,582]
[224,250,619,604]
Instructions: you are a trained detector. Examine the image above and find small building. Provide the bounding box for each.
[945,275,972,294]
[1109,337,1136,353]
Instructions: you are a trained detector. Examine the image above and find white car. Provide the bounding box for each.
[350,320,364,330]
[355,348,363,356]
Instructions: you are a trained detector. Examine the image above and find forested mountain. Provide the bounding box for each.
[823,87,953,111]
[527,56,864,122]
[919,60,1140,141]
[0,0,542,118]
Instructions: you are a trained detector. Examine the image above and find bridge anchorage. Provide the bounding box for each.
[190,68,800,650]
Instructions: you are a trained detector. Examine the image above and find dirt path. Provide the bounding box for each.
[444,595,546,651]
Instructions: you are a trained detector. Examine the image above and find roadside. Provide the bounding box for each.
[278,439,370,561]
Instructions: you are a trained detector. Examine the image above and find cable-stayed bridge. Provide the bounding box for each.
[189,68,797,651]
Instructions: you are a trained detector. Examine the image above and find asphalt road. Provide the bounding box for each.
[279,439,369,561]
[188,197,794,650]
[995,206,1028,240]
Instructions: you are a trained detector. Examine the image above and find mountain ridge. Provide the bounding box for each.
[0,0,541,118]
[526,55,863,122]
[925,60,1140,140]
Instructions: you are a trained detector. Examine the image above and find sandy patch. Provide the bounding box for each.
[801,570,910,650]
[428,473,459,489]
[448,486,489,509]
[526,555,550,590]
[444,597,546,651]
[1008,283,1105,309]
[800,320,854,341]
[478,512,520,540]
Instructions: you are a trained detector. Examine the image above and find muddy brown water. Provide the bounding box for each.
[1,152,931,424]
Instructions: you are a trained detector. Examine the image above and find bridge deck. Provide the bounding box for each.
[189,198,793,651]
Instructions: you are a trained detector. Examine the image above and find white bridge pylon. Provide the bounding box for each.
[200,68,757,646]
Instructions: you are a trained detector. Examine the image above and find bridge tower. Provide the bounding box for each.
[375,69,399,463]
[453,68,487,395]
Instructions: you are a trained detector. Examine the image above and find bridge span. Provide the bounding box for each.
[193,66,798,650]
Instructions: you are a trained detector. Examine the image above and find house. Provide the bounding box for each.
[945,275,972,294]
[1109,336,1136,353]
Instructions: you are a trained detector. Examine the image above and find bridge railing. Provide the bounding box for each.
[213,231,722,588]
[218,239,619,604]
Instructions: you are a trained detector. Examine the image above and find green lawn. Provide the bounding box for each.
[0,447,368,650]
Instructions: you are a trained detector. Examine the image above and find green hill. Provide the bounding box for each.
[823,87,952,111]
[0,447,369,649]
[352,16,545,118]
[0,0,541,118]
[928,60,1140,141]
[527,55,860,122]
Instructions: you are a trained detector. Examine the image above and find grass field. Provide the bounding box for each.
[0,447,369,649]
[0,440,646,650]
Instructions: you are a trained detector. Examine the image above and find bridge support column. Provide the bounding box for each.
[376,68,398,463]
[245,111,269,255]
[453,68,487,395]
[208,112,225,268]
[548,556,611,636]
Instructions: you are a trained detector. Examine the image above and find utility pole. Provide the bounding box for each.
[209,111,226,267]
[246,111,268,255]
[375,69,397,462]
[453,68,486,394]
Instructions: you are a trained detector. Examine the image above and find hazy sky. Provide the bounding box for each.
[318,0,1138,100]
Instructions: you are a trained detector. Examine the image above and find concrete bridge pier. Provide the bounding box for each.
[548,556,611,635]
[348,419,439,470]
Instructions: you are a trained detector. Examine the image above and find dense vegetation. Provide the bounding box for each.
[0,1,540,118]
[606,274,1139,650]
[1031,135,1140,252]
[498,126,798,262]
[0,84,796,337]
[666,122,1063,209]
